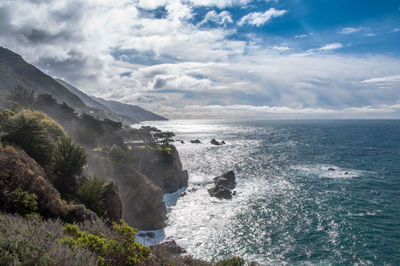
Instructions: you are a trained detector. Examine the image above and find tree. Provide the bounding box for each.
[3,114,55,166]
[54,137,87,197]
[76,176,106,218]
[154,131,175,147]
[8,86,35,109]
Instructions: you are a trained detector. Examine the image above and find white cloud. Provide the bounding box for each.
[238,8,287,26]
[361,74,400,83]
[199,10,233,26]
[294,34,307,38]
[153,103,400,119]
[270,45,291,52]
[392,28,400,32]
[1,0,400,119]
[339,27,363,34]
[318,43,343,51]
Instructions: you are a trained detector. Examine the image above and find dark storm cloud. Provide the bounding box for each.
[36,50,102,82]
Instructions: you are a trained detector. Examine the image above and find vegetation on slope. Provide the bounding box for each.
[0,86,246,265]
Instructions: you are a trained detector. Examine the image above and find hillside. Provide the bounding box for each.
[93,97,168,123]
[56,79,140,124]
[0,47,87,111]
[0,47,167,124]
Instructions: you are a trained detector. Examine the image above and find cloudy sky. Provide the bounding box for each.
[1,0,400,119]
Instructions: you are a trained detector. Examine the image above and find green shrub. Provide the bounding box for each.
[77,176,106,218]
[3,113,55,166]
[59,220,150,265]
[215,257,245,266]
[8,189,39,217]
[54,137,87,197]
[13,109,66,141]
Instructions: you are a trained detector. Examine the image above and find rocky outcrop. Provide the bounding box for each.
[103,181,122,223]
[135,145,188,194]
[190,139,201,144]
[119,168,166,230]
[151,240,187,255]
[208,171,236,199]
[64,204,100,223]
[211,139,226,145]
[87,153,167,230]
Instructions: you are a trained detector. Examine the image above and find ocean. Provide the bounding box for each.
[140,119,400,265]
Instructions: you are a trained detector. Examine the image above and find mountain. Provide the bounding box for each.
[0,47,167,123]
[56,79,167,123]
[0,47,87,111]
[93,97,168,122]
[55,79,139,124]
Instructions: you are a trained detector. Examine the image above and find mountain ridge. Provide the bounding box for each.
[0,47,167,123]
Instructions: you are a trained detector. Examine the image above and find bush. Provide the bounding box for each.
[2,113,55,166]
[54,137,87,197]
[0,144,69,219]
[77,176,106,218]
[0,213,97,266]
[59,220,150,265]
[13,109,66,141]
[8,189,39,217]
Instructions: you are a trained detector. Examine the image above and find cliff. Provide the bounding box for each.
[131,145,189,193]
[87,146,179,230]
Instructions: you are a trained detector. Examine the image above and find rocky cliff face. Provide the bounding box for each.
[118,168,166,230]
[103,181,123,223]
[87,151,168,230]
[134,145,189,194]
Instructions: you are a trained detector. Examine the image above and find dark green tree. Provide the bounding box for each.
[3,115,55,166]
[154,131,175,147]
[76,176,106,217]
[54,137,87,197]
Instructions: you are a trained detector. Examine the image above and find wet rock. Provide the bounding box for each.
[191,139,201,144]
[221,141,226,144]
[211,139,222,145]
[344,172,349,175]
[328,167,335,171]
[213,170,236,189]
[208,171,236,199]
[181,140,184,144]
[188,187,197,192]
[208,186,233,199]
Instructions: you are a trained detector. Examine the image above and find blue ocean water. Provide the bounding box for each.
[142,120,400,265]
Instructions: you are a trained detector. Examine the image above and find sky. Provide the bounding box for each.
[0,0,400,119]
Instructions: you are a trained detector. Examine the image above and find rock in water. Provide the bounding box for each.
[208,186,233,199]
[208,171,236,199]
[213,170,236,189]
[211,139,222,145]
[191,139,201,144]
